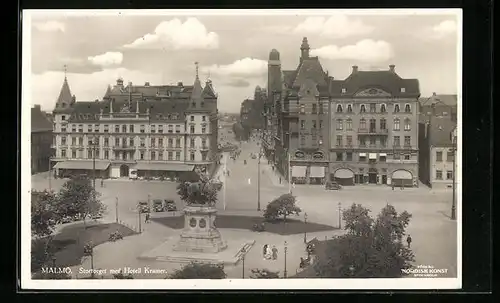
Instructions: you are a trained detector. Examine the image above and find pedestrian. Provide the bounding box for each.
[262,244,268,259]
[145,213,149,223]
[279,177,282,184]
[272,245,278,260]
[406,235,412,248]
[265,245,272,260]
[392,183,394,190]
[101,179,104,187]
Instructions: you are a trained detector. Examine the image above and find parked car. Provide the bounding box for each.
[165,200,177,212]
[138,201,150,213]
[325,181,342,190]
[152,199,165,212]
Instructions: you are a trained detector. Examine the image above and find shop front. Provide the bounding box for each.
[390,169,413,187]
[291,165,307,184]
[309,166,326,185]
[332,168,355,186]
[53,160,110,178]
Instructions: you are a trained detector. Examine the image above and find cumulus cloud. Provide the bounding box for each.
[88,52,124,67]
[294,15,373,38]
[431,20,457,38]
[123,18,219,50]
[33,20,65,32]
[223,79,251,88]
[202,58,267,78]
[311,40,394,63]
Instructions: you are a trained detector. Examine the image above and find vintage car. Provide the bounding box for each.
[137,201,150,213]
[325,181,342,190]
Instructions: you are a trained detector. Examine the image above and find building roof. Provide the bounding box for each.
[32,105,53,132]
[56,77,73,105]
[419,93,457,107]
[282,70,297,87]
[269,49,280,61]
[292,57,327,88]
[330,69,420,97]
[429,117,457,147]
[202,80,217,98]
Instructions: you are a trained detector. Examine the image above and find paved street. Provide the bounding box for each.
[30,127,458,278]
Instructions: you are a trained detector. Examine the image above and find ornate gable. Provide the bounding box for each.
[298,79,319,98]
[354,87,391,97]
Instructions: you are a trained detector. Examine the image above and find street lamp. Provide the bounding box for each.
[138,203,142,233]
[283,241,288,278]
[89,137,99,192]
[338,202,342,229]
[451,130,457,221]
[241,247,246,279]
[303,212,308,244]
[257,150,262,211]
[115,197,119,223]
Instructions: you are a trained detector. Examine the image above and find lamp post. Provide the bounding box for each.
[257,150,261,211]
[138,205,142,233]
[338,202,342,229]
[115,197,119,223]
[303,212,308,244]
[283,241,288,278]
[451,130,457,221]
[241,247,246,279]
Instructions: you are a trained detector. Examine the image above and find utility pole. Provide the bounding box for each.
[115,197,119,223]
[288,152,292,194]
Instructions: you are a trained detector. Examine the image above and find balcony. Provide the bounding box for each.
[114,145,135,151]
[357,128,389,135]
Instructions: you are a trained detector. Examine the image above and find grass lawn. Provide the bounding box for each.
[151,215,338,235]
[32,222,138,272]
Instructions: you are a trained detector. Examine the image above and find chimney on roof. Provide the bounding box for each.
[145,82,150,86]
[389,65,395,72]
[432,92,437,96]
[178,82,183,87]
[71,95,76,103]
[34,104,41,111]
[352,65,358,73]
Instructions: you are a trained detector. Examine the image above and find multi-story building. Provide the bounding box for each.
[267,37,421,187]
[418,116,456,188]
[239,86,267,131]
[31,105,54,174]
[51,65,219,179]
[419,93,457,122]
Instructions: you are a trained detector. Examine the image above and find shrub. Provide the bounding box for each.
[263,194,301,222]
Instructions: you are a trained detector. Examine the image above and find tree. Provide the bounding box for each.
[177,174,218,207]
[56,177,106,227]
[263,194,301,222]
[313,204,415,278]
[31,190,59,238]
[250,268,280,279]
[168,263,226,279]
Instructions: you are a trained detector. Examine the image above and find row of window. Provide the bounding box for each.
[297,118,412,131]
[335,103,411,114]
[59,149,206,161]
[60,124,208,134]
[60,114,208,122]
[436,150,455,162]
[436,170,454,180]
[59,136,207,148]
[333,152,412,162]
[332,135,411,147]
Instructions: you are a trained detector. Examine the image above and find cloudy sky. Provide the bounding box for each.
[25,10,460,113]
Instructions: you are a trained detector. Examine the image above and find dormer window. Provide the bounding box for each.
[380,104,387,113]
[394,104,400,113]
[360,104,366,113]
[341,88,347,93]
[400,87,406,93]
[404,104,411,113]
[336,104,343,113]
[347,104,353,113]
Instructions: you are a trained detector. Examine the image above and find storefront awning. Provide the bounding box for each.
[291,166,307,177]
[369,153,377,159]
[135,163,195,172]
[334,168,354,179]
[309,166,325,178]
[53,160,110,170]
[359,153,366,157]
[392,170,412,179]
[379,153,387,157]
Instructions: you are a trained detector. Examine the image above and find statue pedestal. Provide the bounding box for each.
[173,205,227,253]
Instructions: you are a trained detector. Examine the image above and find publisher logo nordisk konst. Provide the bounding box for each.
[401,265,449,277]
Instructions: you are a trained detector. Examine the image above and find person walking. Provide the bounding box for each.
[101,179,104,187]
[392,182,395,190]
[406,235,412,248]
[262,244,268,259]
[272,245,278,260]
[145,212,149,224]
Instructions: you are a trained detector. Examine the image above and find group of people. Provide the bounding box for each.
[262,244,278,260]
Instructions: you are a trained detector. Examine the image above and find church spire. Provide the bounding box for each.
[191,61,203,100]
[55,67,73,109]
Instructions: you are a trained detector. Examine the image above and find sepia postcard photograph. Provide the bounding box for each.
[21,9,462,290]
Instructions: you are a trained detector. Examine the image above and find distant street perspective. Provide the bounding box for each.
[28,12,459,282]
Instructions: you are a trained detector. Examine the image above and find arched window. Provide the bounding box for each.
[394,118,400,131]
[394,104,400,113]
[347,104,353,113]
[336,104,343,113]
[359,118,366,129]
[405,104,411,113]
[380,104,387,113]
[404,118,411,131]
[360,104,366,113]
